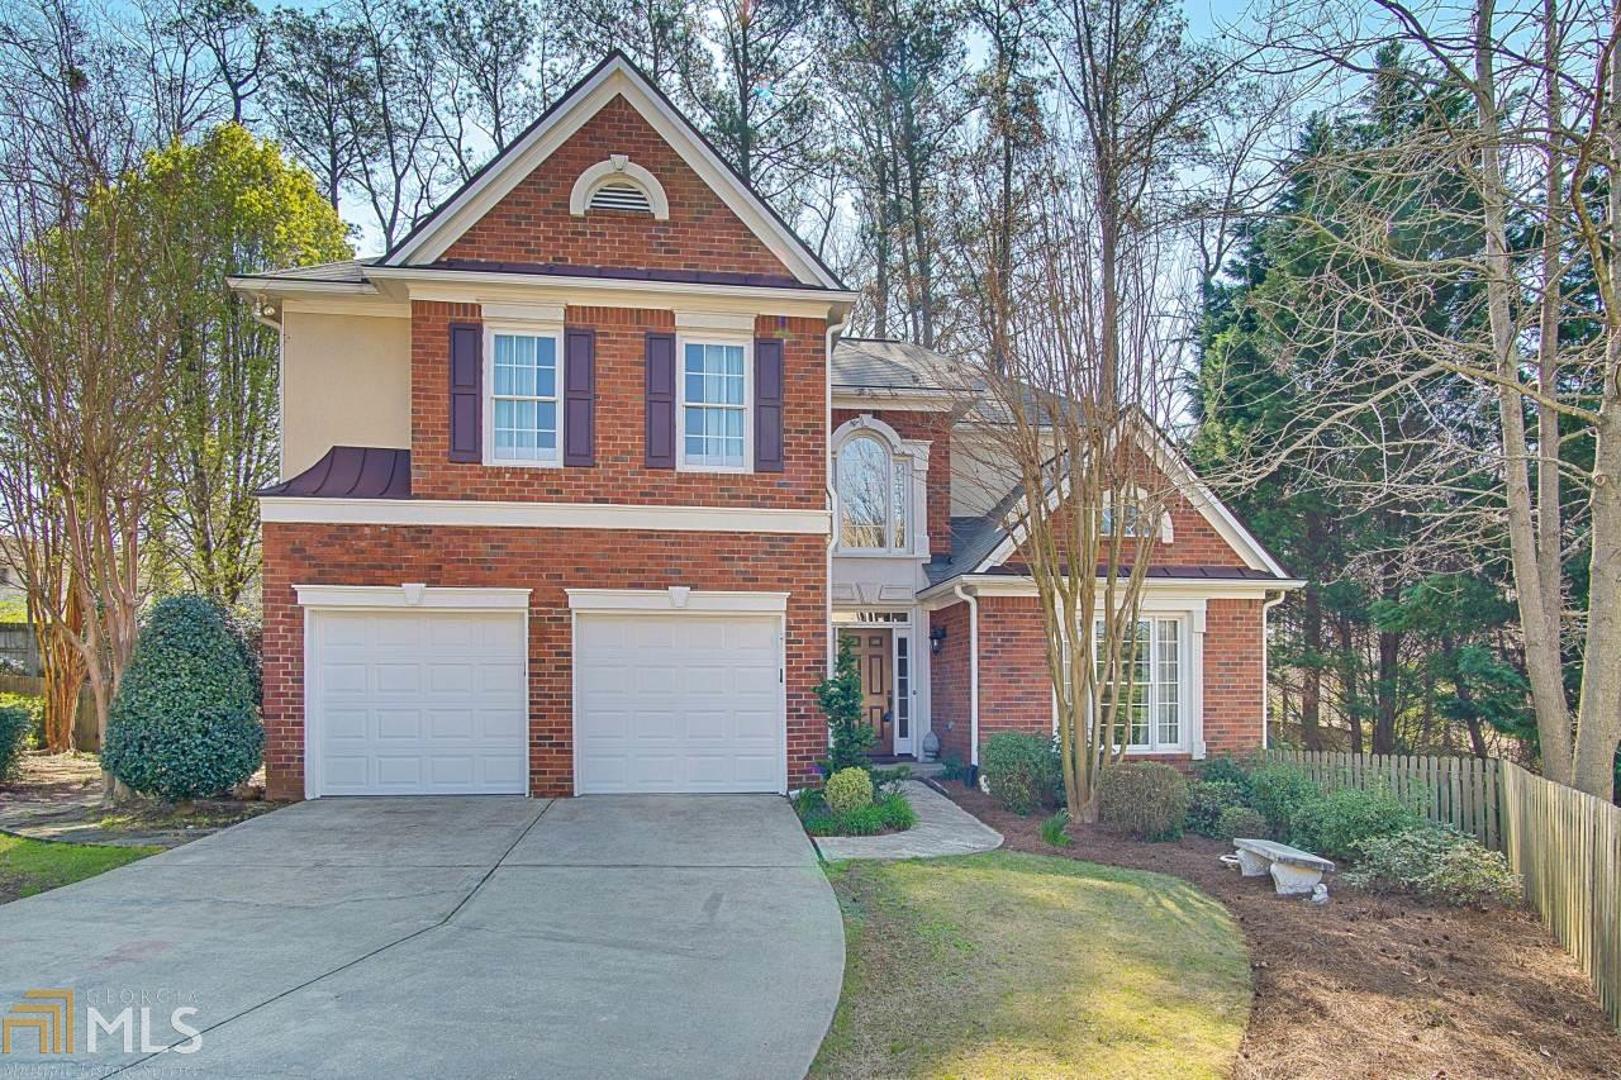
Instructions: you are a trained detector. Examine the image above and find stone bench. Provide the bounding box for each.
[1232,837,1336,896]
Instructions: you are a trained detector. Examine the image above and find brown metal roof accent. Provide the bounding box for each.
[425,258,814,291]
[258,446,412,499]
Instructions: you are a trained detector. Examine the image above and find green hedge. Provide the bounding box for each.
[980,732,1062,815]
[101,595,263,801]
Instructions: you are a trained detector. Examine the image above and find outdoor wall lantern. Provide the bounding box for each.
[929,625,948,654]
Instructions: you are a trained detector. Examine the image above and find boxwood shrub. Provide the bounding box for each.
[101,595,263,801]
[980,732,1061,815]
[1098,761,1189,841]
[1215,805,1267,843]
[0,702,32,781]
[1289,786,1418,861]
[1186,779,1249,838]
[1248,762,1321,838]
[1344,824,1521,906]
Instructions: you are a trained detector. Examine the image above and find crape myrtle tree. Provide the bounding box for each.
[963,0,1237,821]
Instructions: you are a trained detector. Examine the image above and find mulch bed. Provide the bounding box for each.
[944,784,1621,1079]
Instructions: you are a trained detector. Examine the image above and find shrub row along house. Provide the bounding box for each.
[230,53,1299,800]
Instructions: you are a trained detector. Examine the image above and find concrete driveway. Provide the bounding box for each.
[0,796,844,1079]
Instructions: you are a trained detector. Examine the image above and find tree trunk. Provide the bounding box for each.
[1301,584,1323,750]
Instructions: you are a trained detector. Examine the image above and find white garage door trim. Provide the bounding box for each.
[568,589,789,795]
[298,584,532,799]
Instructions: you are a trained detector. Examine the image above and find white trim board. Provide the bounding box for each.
[260,497,831,534]
[294,584,532,610]
[384,57,841,290]
[566,588,789,613]
[918,574,1304,606]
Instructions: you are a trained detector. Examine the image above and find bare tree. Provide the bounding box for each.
[0,5,181,752]
[1215,0,1621,798]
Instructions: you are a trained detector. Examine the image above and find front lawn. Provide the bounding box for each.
[0,833,159,904]
[814,850,1250,1078]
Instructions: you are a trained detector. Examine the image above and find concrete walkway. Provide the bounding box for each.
[0,795,844,1079]
[814,780,1003,861]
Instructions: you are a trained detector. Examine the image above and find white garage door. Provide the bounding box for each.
[307,609,527,796]
[574,613,785,794]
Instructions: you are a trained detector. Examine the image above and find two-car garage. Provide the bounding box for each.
[298,586,788,798]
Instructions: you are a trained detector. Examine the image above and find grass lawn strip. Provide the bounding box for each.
[814,850,1251,1078]
[0,832,160,904]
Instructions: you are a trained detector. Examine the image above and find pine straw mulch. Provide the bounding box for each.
[943,784,1621,1079]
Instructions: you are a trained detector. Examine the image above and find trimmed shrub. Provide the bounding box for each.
[1289,786,1418,861]
[1216,805,1267,842]
[1187,780,1249,838]
[101,595,263,801]
[980,732,1061,815]
[1197,755,1255,799]
[825,766,874,816]
[0,702,31,781]
[799,791,916,836]
[1098,762,1189,841]
[1248,762,1320,838]
[1345,824,1521,907]
[0,692,44,750]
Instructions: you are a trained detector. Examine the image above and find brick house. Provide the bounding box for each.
[230,53,1299,801]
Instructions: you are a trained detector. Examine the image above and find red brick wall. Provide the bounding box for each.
[410,303,827,508]
[261,522,827,800]
[1202,598,1265,757]
[925,594,1267,764]
[442,96,791,279]
[929,601,971,763]
[833,408,952,554]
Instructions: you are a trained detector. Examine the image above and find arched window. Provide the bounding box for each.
[837,434,909,551]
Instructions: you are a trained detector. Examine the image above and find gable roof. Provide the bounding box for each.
[381,52,844,291]
[946,422,1294,584]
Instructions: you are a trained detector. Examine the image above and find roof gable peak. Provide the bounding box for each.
[382,52,843,291]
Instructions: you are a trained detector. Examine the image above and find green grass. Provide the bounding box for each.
[813,851,1252,1079]
[0,833,159,903]
[0,596,26,622]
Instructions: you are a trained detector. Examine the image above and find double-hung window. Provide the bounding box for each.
[1093,617,1184,751]
[488,329,561,465]
[680,340,749,470]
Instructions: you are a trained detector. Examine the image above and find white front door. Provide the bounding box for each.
[573,612,785,794]
[306,609,528,796]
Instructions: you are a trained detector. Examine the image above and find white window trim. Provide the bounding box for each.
[676,333,753,474]
[1082,596,1212,755]
[831,414,923,556]
[483,320,565,469]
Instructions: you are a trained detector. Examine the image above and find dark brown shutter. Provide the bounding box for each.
[754,337,784,473]
[563,328,595,467]
[448,322,481,463]
[645,331,676,469]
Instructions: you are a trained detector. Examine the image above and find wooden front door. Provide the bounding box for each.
[843,630,893,755]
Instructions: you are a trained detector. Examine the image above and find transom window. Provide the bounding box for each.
[490,331,560,464]
[837,434,909,551]
[681,341,747,469]
[1093,617,1184,750]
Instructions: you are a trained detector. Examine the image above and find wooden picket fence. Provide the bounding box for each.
[1266,748,1621,1032]
[1265,749,1502,848]
[0,673,100,750]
